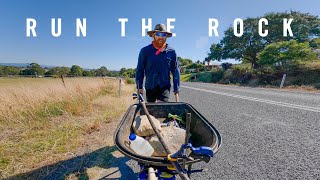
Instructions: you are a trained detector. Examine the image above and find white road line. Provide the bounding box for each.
[182,85,320,113]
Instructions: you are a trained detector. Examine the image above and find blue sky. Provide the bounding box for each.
[0,0,319,70]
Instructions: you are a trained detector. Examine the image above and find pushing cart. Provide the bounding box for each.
[114,93,222,179]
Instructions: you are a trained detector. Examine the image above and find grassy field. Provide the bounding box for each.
[0,77,135,178]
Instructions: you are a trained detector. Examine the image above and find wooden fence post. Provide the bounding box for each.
[118,77,122,97]
[60,75,66,88]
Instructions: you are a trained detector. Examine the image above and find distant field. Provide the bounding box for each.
[0,77,56,86]
[0,77,134,178]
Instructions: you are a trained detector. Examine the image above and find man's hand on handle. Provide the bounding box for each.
[138,89,179,102]
[138,89,144,95]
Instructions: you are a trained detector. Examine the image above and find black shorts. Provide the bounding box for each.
[146,86,170,102]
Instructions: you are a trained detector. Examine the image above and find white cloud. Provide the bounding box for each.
[196,36,209,49]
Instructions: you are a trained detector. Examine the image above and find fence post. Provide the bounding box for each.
[118,77,122,97]
[60,75,66,88]
[280,74,286,89]
[101,76,106,85]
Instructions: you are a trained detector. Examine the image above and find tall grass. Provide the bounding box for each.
[0,78,114,125]
[0,77,134,178]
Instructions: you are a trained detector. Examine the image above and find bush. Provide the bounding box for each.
[313,83,320,90]
[197,72,212,83]
[126,78,135,84]
[211,69,224,83]
[231,63,253,74]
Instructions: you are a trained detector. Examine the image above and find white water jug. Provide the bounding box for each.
[129,133,154,157]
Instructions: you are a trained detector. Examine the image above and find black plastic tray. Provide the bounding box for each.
[113,102,222,166]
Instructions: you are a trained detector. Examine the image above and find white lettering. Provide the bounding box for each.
[76,18,86,37]
[208,18,219,37]
[167,18,176,37]
[142,18,152,37]
[259,18,268,37]
[234,18,243,37]
[51,18,62,37]
[118,18,128,37]
[283,18,293,37]
[26,18,37,37]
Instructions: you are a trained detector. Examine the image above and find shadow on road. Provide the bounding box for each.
[5,146,137,180]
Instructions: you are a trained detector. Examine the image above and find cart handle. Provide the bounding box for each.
[132,93,144,102]
[134,92,190,180]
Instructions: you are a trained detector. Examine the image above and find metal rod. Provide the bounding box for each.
[140,101,190,180]
[183,113,191,170]
[141,102,170,153]
[187,164,192,178]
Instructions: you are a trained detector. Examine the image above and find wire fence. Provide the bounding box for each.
[0,75,131,97]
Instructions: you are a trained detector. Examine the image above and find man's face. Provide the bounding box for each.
[153,32,167,45]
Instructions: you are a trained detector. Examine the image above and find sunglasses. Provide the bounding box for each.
[155,32,167,37]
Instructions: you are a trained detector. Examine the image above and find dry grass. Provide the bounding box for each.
[303,60,320,70]
[283,85,320,92]
[0,77,115,125]
[0,77,135,178]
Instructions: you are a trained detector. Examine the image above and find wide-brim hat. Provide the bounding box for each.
[147,24,173,37]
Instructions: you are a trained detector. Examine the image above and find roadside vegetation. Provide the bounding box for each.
[0,77,134,178]
[180,11,320,90]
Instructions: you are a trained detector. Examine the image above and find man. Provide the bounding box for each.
[136,24,180,102]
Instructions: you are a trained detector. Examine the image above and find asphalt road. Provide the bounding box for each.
[124,82,320,180]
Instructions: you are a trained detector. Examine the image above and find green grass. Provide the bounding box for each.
[181,71,223,83]
[180,73,197,82]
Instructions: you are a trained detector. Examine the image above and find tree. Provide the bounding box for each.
[216,11,320,68]
[220,18,267,68]
[20,63,45,76]
[119,68,136,78]
[45,67,70,77]
[69,65,83,76]
[309,38,320,49]
[178,57,193,66]
[1,66,20,76]
[119,68,127,76]
[82,70,94,77]
[59,67,71,76]
[95,66,110,76]
[204,57,211,66]
[221,63,233,70]
[258,40,317,67]
[208,43,223,62]
[122,68,136,78]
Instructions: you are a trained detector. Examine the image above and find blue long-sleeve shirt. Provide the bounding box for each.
[136,43,180,92]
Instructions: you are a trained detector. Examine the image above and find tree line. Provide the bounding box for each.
[0,58,199,78]
[206,11,320,69]
[0,63,131,77]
